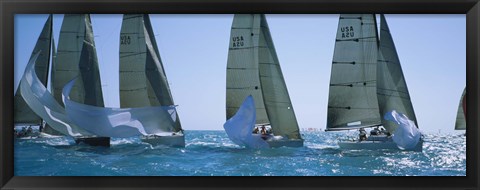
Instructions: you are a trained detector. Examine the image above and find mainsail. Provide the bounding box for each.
[326,14,418,134]
[53,14,104,107]
[226,14,269,124]
[455,88,466,130]
[377,14,418,132]
[226,14,301,140]
[119,14,181,133]
[46,14,104,137]
[14,15,52,126]
[326,14,381,131]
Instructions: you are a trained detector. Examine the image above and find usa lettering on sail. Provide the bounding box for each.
[340,26,355,38]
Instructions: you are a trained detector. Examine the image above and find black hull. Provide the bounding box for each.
[74,137,110,147]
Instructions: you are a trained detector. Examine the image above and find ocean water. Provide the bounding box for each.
[14,130,466,176]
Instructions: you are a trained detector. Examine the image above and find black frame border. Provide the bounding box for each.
[1,0,478,189]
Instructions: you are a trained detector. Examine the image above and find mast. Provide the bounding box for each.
[119,14,180,132]
[14,15,52,126]
[377,14,418,133]
[42,33,64,136]
[326,14,381,131]
[257,14,301,139]
[455,88,466,130]
[226,14,269,124]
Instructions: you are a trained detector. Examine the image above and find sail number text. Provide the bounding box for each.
[120,35,131,45]
[232,36,244,47]
[341,26,355,38]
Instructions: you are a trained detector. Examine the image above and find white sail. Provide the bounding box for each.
[384,110,421,150]
[14,15,52,125]
[223,95,270,148]
[327,14,381,131]
[257,15,301,139]
[377,14,418,133]
[63,78,177,138]
[226,14,269,124]
[19,53,92,137]
[119,14,182,133]
[454,88,466,130]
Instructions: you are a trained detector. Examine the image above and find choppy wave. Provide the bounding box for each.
[14,131,466,176]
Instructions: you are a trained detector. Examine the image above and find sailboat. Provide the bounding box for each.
[51,14,110,146]
[19,15,101,146]
[326,14,423,151]
[14,15,53,138]
[224,14,303,148]
[454,88,466,135]
[118,14,185,147]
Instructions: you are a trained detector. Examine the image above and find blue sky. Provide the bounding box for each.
[14,14,466,134]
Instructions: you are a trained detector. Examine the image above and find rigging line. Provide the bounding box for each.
[330,80,376,86]
[377,88,409,95]
[119,70,146,73]
[226,87,259,90]
[231,27,253,29]
[332,61,376,65]
[226,67,257,70]
[335,36,377,42]
[229,45,268,50]
[258,62,277,66]
[377,92,411,100]
[227,106,266,109]
[328,106,378,110]
[120,52,147,58]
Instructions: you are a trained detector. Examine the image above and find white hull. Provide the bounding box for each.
[38,132,63,138]
[266,138,304,148]
[141,134,185,147]
[338,137,423,152]
[252,134,304,148]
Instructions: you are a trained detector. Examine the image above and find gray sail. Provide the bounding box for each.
[377,14,418,133]
[53,14,104,107]
[326,14,381,131]
[14,15,52,125]
[120,14,181,132]
[226,14,269,124]
[257,14,301,139]
[455,88,466,130]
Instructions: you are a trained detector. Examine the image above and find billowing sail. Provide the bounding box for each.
[63,78,177,138]
[223,95,269,148]
[455,88,466,130]
[326,14,381,131]
[226,14,269,124]
[257,15,301,139]
[14,15,52,125]
[119,14,181,132]
[377,14,418,133]
[53,14,104,107]
[20,53,93,137]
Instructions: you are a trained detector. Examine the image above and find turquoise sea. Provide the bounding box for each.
[14,130,466,176]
